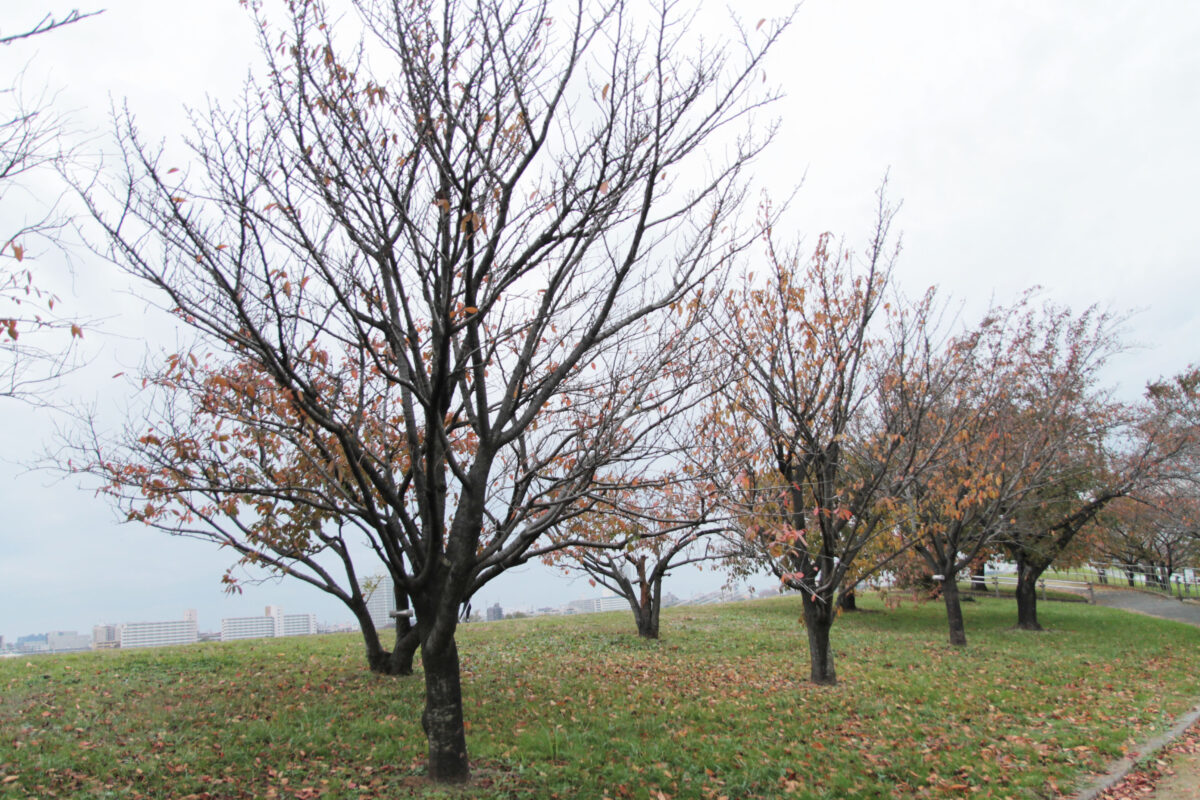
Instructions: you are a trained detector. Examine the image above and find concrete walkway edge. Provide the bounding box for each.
[1068,703,1200,800]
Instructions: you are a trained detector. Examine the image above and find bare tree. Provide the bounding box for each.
[1,10,103,46]
[549,477,728,639]
[69,0,788,783]
[1,8,101,400]
[708,190,950,685]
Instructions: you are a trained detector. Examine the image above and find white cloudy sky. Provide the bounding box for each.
[1,1,1197,641]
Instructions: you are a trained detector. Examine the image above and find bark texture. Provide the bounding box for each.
[420,640,469,783]
[941,576,967,645]
[802,595,837,685]
[1014,559,1044,631]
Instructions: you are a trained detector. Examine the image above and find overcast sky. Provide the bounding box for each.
[2,1,1198,642]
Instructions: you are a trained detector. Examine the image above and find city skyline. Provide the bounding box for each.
[1,581,761,654]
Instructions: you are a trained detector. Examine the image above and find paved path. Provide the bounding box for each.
[1090,589,1200,627]
[1071,589,1200,800]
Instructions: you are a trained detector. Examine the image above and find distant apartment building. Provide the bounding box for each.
[281,613,316,637]
[222,606,280,641]
[567,595,628,614]
[364,574,397,630]
[46,631,91,653]
[222,606,317,641]
[92,624,121,650]
[120,610,199,650]
[16,634,48,653]
[486,603,504,622]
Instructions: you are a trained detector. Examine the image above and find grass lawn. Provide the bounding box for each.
[3,594,1199,799]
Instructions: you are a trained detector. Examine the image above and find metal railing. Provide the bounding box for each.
[969,575,1095,604]
[1070,563,1200,600]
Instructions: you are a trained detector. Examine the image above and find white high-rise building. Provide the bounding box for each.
[221,606,318,641]
[222,606,282,641]
[120,610,199,649]
[567,595,628,614]
[281,614,317,637]
[364,574,396,630]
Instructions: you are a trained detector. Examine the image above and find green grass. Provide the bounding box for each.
[3,595,1199,799]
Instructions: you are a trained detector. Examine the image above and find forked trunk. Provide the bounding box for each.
[420,638,469,783]
[634,605,660,639]
[630,559,662,639]
[941,575,967,646]
[801,594,836,685]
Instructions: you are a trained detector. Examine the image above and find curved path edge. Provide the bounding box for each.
[1067,703,1200,799]
[1066,592,1200,798]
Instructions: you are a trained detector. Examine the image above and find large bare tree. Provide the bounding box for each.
[71,0,787,783]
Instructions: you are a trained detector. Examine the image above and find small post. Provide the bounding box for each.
[1039,579,1046,601]
[1087,582,1094,604]
[992,576,999,597]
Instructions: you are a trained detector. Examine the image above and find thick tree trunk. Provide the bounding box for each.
[630,575,662,639]
[1014,560,1044,631]
[801,595,836,685]
[941,576,967,646]
[634,605,660,639]
[420,638,469,783]
[837,588,857,611]
[625,559,663,639]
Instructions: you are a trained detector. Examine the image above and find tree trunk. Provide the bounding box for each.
[1014,559,1044,631]
[941,575,967,646]
[634,605,660,639]
[838,588,857,611]
[630,571,663,639]
[420,638,469,783]
[386,590,418,675]
[969,561,987,592]
[349,595,417,676]
[350,599,400,675]
[801,594,836,685]
[387,626,419,675]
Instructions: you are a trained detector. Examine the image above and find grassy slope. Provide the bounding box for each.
[2,594,1199,799]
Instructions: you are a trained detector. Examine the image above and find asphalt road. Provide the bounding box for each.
[1091,589,1200,627]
